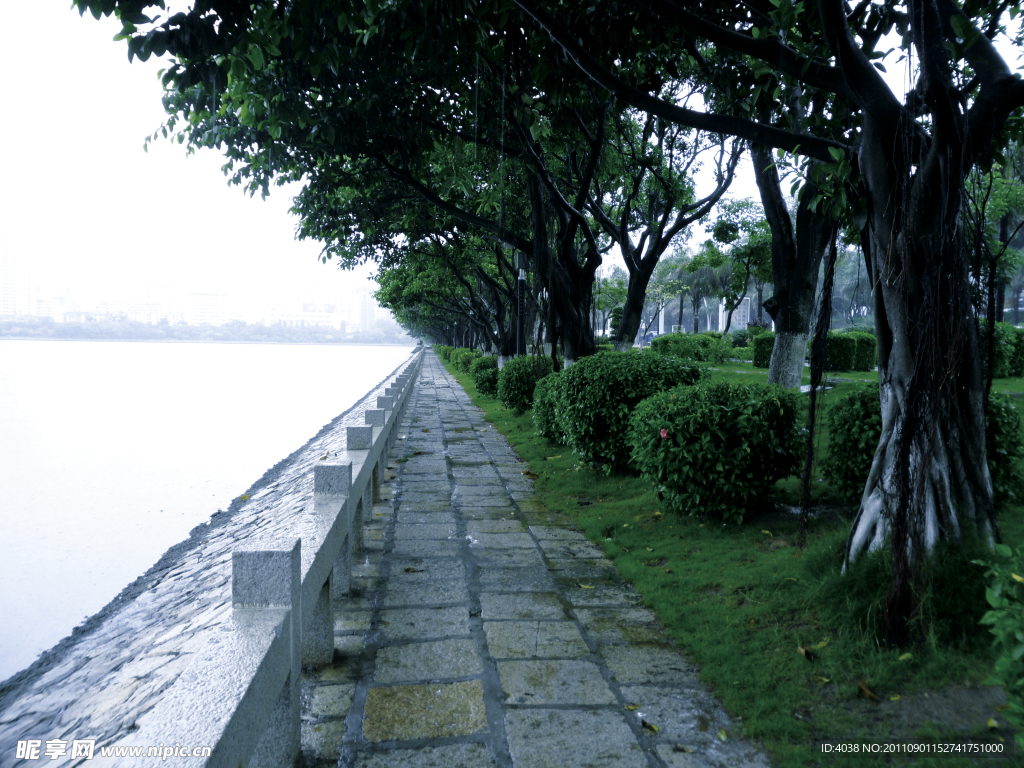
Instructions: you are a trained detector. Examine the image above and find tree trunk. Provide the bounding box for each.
[752,144,833,389]
[843,117,997,643]
[612,261,658,352]
[528,174,599,366]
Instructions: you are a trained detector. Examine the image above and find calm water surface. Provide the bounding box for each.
[0,340,414,682]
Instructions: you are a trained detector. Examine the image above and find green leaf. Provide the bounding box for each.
[247,44,264,71]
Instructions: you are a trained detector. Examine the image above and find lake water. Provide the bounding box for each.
[0,340,414,682]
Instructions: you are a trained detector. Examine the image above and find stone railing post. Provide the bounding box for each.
[231,540,301,768]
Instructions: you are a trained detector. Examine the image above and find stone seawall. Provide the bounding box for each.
[0,348,422,767]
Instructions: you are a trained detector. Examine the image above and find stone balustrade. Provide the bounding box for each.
[93,352,422,767]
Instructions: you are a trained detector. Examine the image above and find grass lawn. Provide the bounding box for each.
[440,354,1024,767]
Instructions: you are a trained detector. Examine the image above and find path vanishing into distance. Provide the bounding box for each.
[301,351,771,767]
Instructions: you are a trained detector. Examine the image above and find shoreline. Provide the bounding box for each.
[0,336,414,347]
[0,346,419,704]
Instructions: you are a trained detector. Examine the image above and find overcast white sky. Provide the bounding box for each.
[0,3,376,312]
[2,6,1020,298]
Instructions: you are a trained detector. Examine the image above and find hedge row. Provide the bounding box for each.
[557,353,708,472]
[822,382,1024,507]
[807,331,877,371]
[648,332,732,363]
[982,322,1024,379]
[752,332,775,368]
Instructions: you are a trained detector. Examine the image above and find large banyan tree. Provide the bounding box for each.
[516,0,1024,639]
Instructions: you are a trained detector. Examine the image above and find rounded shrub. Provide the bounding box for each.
[434,345,452,361]
[533,370,567,444]
[497,355,554,414]
[628,382,801,523]
[752,332,775,368]
[470,355,499,397]
[559,352,707,473]
[730,328,749,348]
[823,383,1024,508]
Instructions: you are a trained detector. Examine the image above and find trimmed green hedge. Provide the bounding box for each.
[450,348,482,373]
[648,332,731,363]
[985,322,1019,379]
[470,355,499,397]
[533,370,567,444]
[628,382,801,524]
[1010,326,1024,378]
[844,331,877,371]
[559,352,707,473]
[808,332,857,371]
[752,332,775,368]
[497,355,553,414]
[820,384,883,501]
[822,383,1024,507]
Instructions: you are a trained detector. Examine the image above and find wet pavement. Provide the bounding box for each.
[300,352,771,768]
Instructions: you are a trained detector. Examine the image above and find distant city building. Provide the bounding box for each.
[719,297,750,331]
[189,293,228,326]
[0,244,33,317]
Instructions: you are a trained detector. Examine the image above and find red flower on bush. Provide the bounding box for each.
[660,428,669,439]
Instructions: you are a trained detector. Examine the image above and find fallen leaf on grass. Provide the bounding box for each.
[761,530,773,536]
[814,675,830,685]
[797,646,815,662]
[1011,573,1024,583]
[578,584,595,589]
[422,429,430,432]
[889,695,901,701]
[646,547,654,552]
[988,718,999,729]
[624,704,639,711]
[814,638,830,649]
[717,729,728,741]
[898,652,913,661]
[641,720,659,735]
[239,494,250,501]
[545,455,562,460]
[859,680,880,703]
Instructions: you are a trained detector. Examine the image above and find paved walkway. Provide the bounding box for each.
[300,352,770,767]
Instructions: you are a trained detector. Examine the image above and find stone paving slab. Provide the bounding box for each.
[294,352,770,768]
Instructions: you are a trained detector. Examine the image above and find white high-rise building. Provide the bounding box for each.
[720,296,750,331]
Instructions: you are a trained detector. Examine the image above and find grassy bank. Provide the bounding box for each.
[440,355,1024,767]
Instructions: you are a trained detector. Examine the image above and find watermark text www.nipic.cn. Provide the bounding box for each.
[15,740,213,760]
